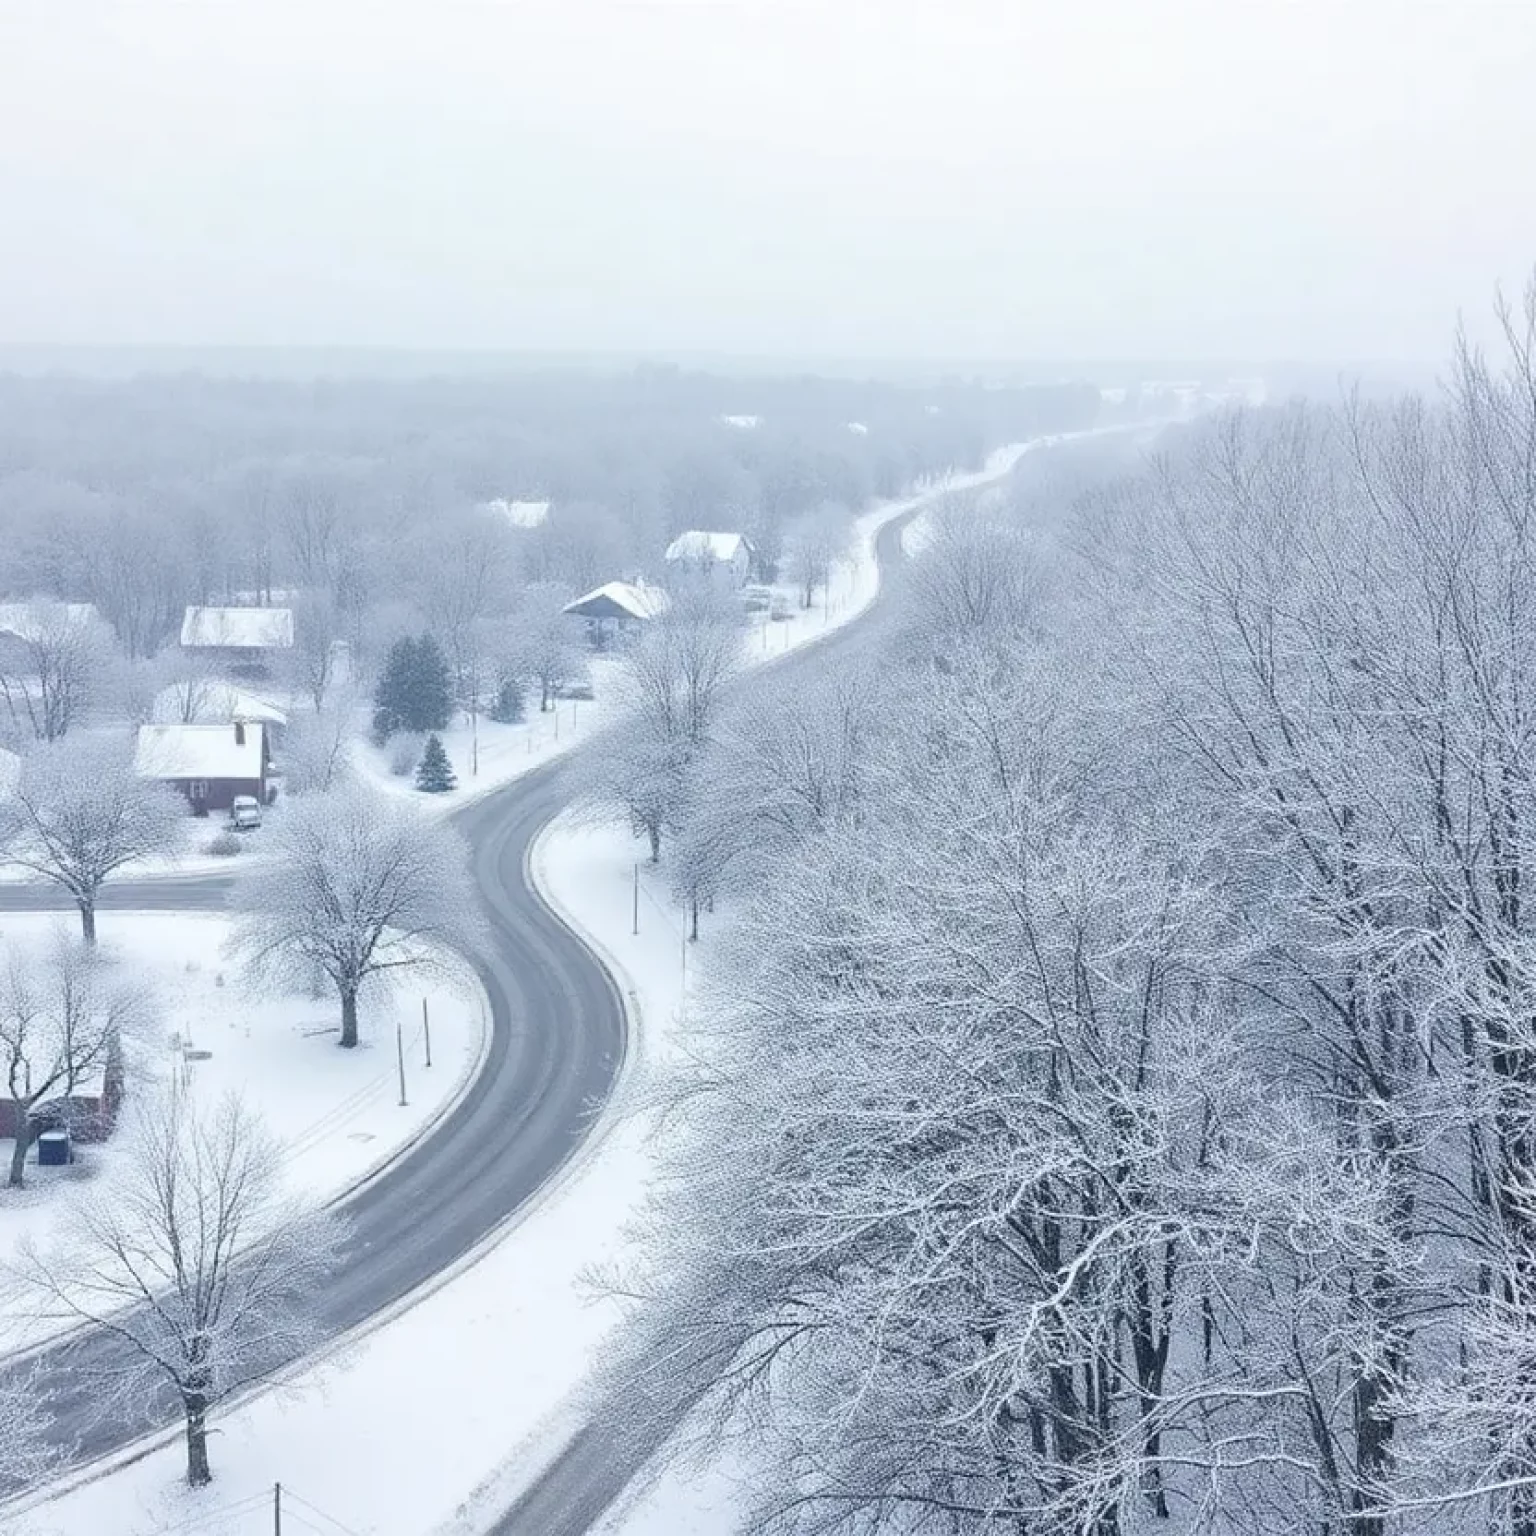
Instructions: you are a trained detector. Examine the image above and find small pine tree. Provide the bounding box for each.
[489,676,525,724]
[412,635,453,732]
[414,734,457,794]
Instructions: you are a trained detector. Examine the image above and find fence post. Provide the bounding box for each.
[396,1021,408,1107]
[422,996,432,1068]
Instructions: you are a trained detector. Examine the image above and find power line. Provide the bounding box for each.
[283,1486,368,1536]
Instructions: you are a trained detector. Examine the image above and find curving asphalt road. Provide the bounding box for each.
[486,500,930,1536]
[0,460,983,1514]
[0,758,627,1469]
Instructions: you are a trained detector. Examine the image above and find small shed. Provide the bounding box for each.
[180,606,294,677]
[563,581,670,648]
[135,720,271,814]
[663,531,753,588]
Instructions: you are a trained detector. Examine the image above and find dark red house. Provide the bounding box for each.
[0,1038,125,1145]
[134,720,271,814]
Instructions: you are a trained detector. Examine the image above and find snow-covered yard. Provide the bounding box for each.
[0,912,486,1352]
[348,656,627,816]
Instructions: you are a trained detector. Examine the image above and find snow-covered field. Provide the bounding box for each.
[0,912,485,1351]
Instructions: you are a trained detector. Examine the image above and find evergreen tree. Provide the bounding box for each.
[489,675,526,724]
[414,733,456,794]
[412,635,453,732]
[372,636,418,744]
[372,634,453,740]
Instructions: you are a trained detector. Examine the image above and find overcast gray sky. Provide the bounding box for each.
[1,0,1533,365]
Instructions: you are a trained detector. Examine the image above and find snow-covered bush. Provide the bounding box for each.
[386,733,423,777]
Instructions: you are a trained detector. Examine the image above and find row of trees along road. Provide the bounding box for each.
[588,287,1536,1536]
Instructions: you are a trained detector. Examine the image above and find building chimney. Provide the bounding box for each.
[234,720,246,747]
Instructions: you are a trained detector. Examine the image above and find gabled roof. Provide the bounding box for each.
[180,607,294,650]
[664,531,750,564]
[564,581,671,623]
[0,602,100,644]
[151,684,289,729]
[135,723,265,782]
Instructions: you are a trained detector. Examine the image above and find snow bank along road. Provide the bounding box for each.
[0,436,1070,1501]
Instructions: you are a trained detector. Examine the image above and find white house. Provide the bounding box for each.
[663,531,753,588]
[180,606,294,676]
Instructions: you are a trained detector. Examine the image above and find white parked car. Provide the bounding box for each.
[229,795,262,831]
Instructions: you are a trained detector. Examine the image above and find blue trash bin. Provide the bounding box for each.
[36,1130,71,1167]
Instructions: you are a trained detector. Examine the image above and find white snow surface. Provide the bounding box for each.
[180,607,294,651]
[0,604,99,643]
[134,721,266,781]
[664,530,749,565]
[0,912,486,1352]
[717,413,760,429]
[565,579,672,621]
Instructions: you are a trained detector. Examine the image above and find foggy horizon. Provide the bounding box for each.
[4,1,1534,370]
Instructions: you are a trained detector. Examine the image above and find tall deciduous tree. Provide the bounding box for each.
[16,1090,346,1486]
[0,599,114,742]
[0,737,184,944]
[782,500,856,609]
[231,786,480,1048]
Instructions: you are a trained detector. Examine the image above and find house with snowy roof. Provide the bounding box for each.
[563,581,670,646]
[180,606,294,678]
[134,720,271,815]
[663,531,753,588]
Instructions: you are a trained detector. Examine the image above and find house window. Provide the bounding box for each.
[190,780,209,799]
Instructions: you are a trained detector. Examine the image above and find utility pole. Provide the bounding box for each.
[422,996,432,1068]
[396,1021,408,1107]
[274,1483,282,1536]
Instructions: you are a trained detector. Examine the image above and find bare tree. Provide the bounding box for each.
[0,932,152,1187]
[505,581,585,712]
[572,587,742,863]
[151,648,224,724]
[0,736,184,944]
[905,492,1044,656]
[0,600,114,742]
[278,696,354,795]
[782,501,856,609]
[230,785,480,1048]
[16,1090,347,1486]
[282,590,344,711]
